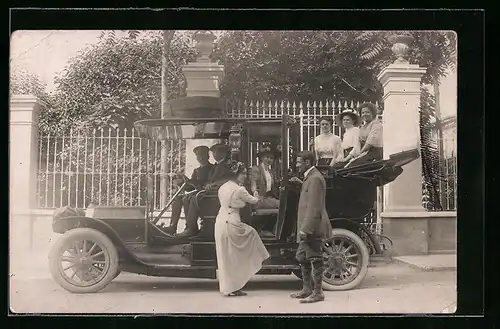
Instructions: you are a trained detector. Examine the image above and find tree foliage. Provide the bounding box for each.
[357,31,457,85]
[212,31,384,103]
[419,87,443,210]
[10,66,50,103]
[213,30,456,107]
[44,31,197,135]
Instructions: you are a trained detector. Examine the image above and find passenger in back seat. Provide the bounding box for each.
[346,103,383,168]
[250,145,280,211]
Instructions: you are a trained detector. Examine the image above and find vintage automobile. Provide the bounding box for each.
[48,114,419,293]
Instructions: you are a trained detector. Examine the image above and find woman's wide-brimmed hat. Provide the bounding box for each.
[335,108,361,126]
[256,145,276,158]
[357,102,378,118]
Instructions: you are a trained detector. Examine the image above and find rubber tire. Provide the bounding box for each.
[113,270,122,279]
[49,228,119,294]
[321,228,370,291]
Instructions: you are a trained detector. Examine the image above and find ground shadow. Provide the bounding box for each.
[103,276,301,293]
[103,269,439,293]
[358,267,456,290]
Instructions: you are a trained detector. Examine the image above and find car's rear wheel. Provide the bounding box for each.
[321,228,369,291]
[49,228,119,293]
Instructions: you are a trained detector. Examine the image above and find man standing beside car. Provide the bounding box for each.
[289,150,332,303]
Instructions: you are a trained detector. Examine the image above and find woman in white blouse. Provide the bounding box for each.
[311,117,342,166]
[347,102,383,167]
[334,109,361,163]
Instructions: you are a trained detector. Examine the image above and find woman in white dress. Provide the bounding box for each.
[334,109,362,163]
[310,117,342,166]
[215,161,270,297]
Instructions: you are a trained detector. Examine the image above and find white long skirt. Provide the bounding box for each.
[214,213,270,294]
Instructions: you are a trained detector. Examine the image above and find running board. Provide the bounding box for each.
[121,263,216,279]
[258,264,298,275]
[120,263,297,279]
[261,264,298,269]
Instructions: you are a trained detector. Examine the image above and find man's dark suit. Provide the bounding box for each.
[296,167,332,246]
[166,163,214,234]
[182,159,232,235]
[291,166,332,303]
[189,163,215,191]
[207,159,233,186]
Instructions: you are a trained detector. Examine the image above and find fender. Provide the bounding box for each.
[330,218,383,255]
[52,216,146,265]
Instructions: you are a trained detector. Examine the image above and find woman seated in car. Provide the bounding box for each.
[334,109,361,164]
[310,117,342,166]
[347,102,383,167]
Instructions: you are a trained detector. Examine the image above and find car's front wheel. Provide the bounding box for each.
[49,228,119,293]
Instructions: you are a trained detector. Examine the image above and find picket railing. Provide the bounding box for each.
[37,128,186,211]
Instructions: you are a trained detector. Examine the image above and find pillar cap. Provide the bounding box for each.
[182,62,225,79]
[10,94,47,109]
[377,64,427,86]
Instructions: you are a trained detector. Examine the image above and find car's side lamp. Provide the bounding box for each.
[229,124,243,159]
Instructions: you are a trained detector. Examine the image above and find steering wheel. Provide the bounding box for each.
[173,173,197,192]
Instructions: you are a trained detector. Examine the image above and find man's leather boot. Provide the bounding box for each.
[290,263,313,299]
[300,260,325,303]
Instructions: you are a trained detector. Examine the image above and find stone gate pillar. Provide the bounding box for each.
[182,31,224,177]
[377,34,428,255]
[378,34,427,212]
[10,95,45,251]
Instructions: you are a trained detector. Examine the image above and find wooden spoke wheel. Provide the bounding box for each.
[321,229,369,291]
[49,228,119,293]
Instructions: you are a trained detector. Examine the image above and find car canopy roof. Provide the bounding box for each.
[134,117,285,141]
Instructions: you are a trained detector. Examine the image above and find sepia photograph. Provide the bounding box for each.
[10,28,457,314]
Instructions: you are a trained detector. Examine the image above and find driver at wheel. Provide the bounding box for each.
[163,145,214,235]
[176,143,232,238]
